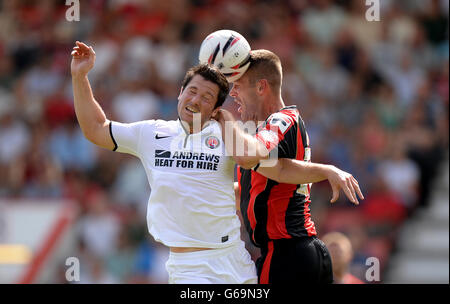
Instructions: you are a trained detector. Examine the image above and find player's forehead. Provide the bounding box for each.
[233,73,251,87]
[186,74,219,97]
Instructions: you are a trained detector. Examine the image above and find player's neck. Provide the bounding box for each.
[259,96,285,121]
[178,118,211,135]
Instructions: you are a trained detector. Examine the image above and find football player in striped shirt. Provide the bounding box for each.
[213,49,364,283]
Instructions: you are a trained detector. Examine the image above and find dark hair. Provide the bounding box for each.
[181,64,230,108]
[245,49,282,93]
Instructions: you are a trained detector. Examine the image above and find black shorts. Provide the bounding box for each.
[256,236,333,284]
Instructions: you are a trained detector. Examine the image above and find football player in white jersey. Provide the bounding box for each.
[71,41,257,284]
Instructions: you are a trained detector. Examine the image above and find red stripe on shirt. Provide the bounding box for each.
[237,165,242,185]
[266,183,297,239]
[247,170,268,241]
[295,116,304,161]
[304,184,316,236]
[260,241,274,284]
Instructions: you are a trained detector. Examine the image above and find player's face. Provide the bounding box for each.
[229,74,259,122]
[178,74,219,132]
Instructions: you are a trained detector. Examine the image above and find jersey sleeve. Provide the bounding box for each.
[255,112,298,159]
[109,120,153,157]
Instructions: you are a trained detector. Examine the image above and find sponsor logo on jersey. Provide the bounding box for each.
[268,113,292,134]
[154,149,220,171]
[155,133,171,139]
[155,150,171,158]
[205,136,220,149]
[304,147,311,162]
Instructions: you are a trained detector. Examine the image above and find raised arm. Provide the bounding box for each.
[257,159,364,205]
[71,41,114,150]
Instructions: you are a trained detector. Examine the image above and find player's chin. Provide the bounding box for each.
[182,110,204,125]
[179,112,192,124]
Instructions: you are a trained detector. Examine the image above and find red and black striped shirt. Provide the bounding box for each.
[237,106,317,247]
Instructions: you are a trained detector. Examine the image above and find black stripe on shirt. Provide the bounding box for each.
[109,121,118,151]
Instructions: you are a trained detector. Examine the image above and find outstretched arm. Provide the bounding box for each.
[212,109,363,205]
[71,41,114,150]
[257,159,364,205]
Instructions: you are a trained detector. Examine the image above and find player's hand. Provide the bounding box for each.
[211,108,224,123]
[211,107,222,121]
[211,108,234,124]
[326,166,364,205]
[71,41,96,77]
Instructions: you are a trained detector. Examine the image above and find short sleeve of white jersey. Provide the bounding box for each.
[110,120,154,157]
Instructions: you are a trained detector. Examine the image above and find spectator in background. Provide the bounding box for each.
[344,0,382,50]
[373,84,404,131]
[111,158,150,213]
[301,0,346,46]
[362,175,407,229]
[381,51,425,107]
[153,26,189,84]
[322,231,364,284]
[78,252,118,284]
[85,31,120,84]
[120,35,155,82]
[420,0,449,46]
[401,90,446,208]
[0,112,30,165]
[111,79,160,123]
[23,57,63,102]
[308,46,350,100]
[378,137,420,209]
[77,190,120,258]
[105,226,138,283]
[47,118,97,171]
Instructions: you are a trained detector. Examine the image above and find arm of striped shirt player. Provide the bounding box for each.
[256,159,331,184]
[257,159,364,204]
[214,109,270,169]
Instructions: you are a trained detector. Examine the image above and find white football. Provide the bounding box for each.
[199,29,251,83]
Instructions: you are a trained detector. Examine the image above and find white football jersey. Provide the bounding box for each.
[110,119,241,248]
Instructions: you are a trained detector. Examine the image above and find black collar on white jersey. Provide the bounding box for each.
[177,117,214,137]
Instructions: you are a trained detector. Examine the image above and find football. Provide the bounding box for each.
[199,29,251,83]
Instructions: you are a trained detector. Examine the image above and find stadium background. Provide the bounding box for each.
[0,0,448,283]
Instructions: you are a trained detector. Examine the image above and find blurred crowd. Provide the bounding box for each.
[0,0,448,283]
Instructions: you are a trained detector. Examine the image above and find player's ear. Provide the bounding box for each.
[178,87,184,99]
[257,79,267,95]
